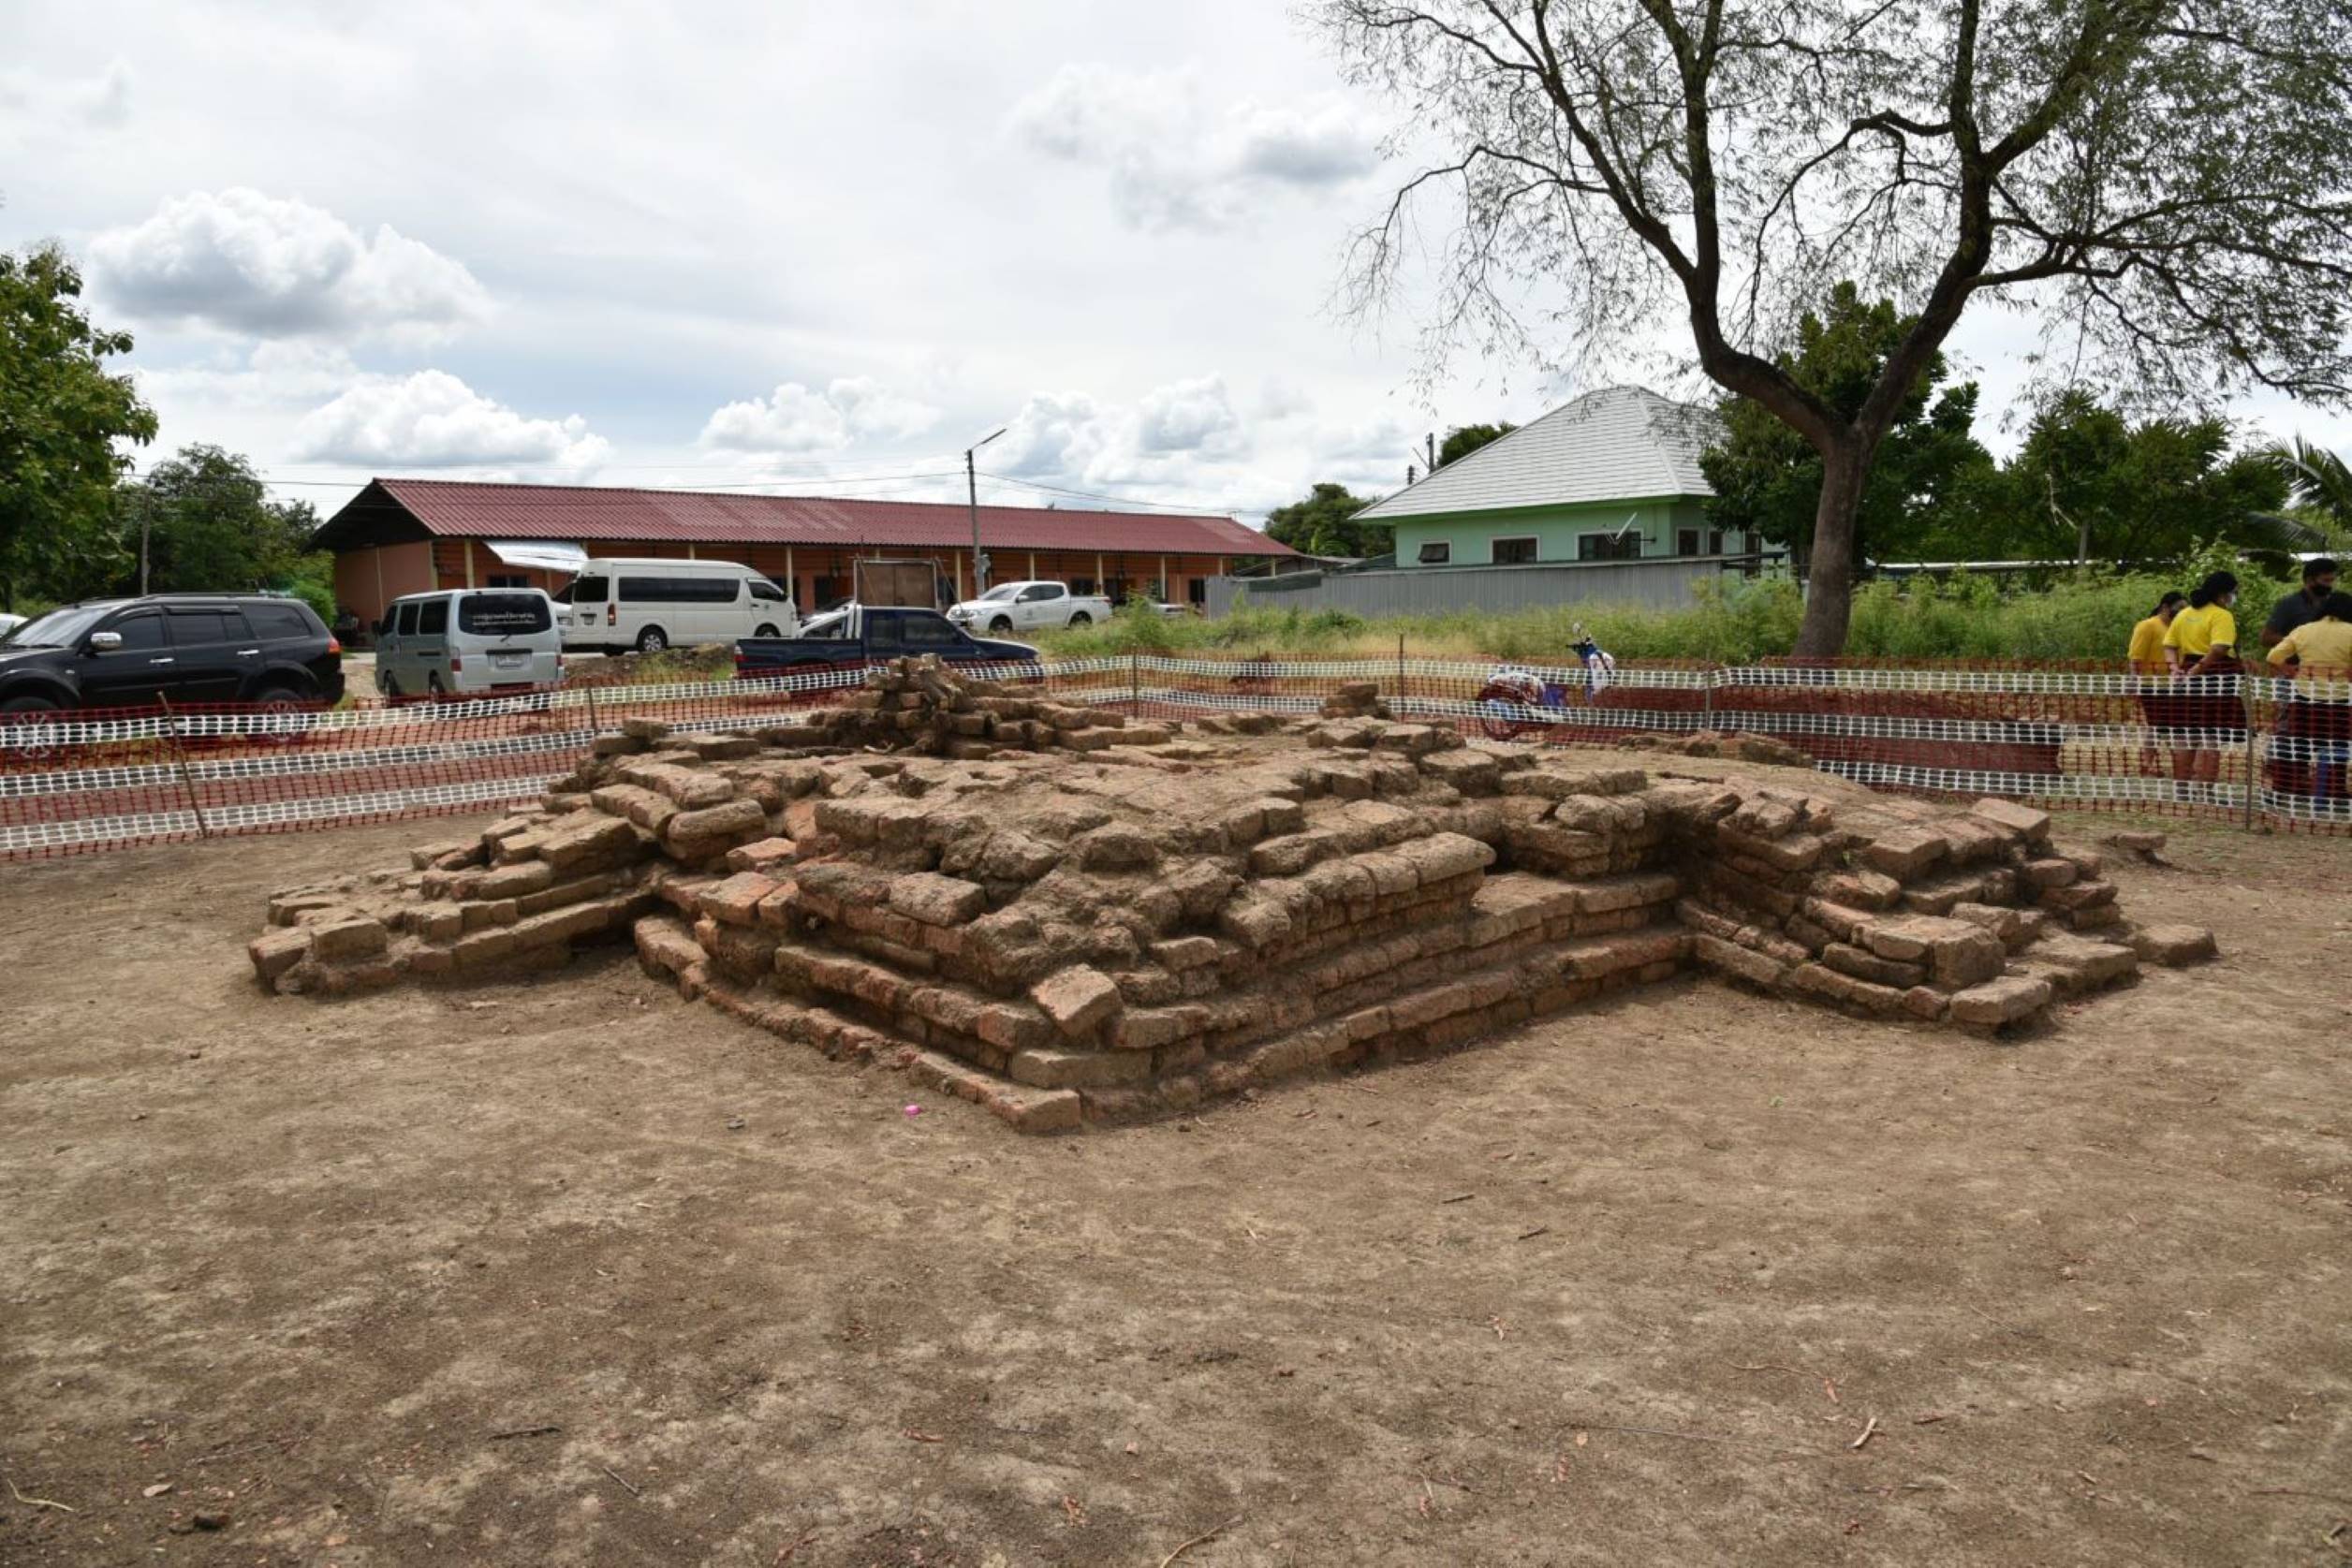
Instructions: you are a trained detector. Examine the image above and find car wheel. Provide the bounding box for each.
[1066,611,1093,627]
[753,623,781,640]
[636,626,669,654]
[250,685,313,744]
[0,694,65,764]
[990,616,1013,635]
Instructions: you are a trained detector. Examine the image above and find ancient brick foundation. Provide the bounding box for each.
[249,658,2218,1133]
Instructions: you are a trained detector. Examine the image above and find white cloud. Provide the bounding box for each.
[992,375,1252,496]
[90,188,490,342]
[1007,64,1382,232]
[0,57,132,141]
[698,376,942,453]
[293,370,608,471]
[1132,375,1249,460]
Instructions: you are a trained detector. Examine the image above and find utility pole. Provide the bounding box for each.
[967,427,1006,596]
[1427,432,1437,473]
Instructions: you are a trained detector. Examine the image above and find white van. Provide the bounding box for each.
[556,558,798,653]
[375,589,565,700]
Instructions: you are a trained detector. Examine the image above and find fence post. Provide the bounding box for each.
[2242,674,2260,831]
[584,681,601,734]
[156,696,213,840]
[1397,633,1407,708]
[1128,650,1140,717]
[1702,663,1716,731]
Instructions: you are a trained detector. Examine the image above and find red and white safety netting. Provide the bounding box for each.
[5,655,2345,859]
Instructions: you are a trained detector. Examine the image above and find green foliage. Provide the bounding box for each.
[1700,283,1994,575]
[2261,437,2352,549]
[0,243,158,608]
[110,447,326,602]
[1955,392,2291,563]
[1264,483,1388,559]
[1437,422,1515,468]
[1028,567,2289,666]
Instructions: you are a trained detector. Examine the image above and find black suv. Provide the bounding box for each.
[0,594,346,715]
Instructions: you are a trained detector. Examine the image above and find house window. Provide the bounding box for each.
[1708,530,1725,555]
[1417,541,1451,565]
[1676,530,1699,558]
[1491,536,1538,565]
[488,573,528,588]
[1069,579,1097,595]
[1578,533,1641,562]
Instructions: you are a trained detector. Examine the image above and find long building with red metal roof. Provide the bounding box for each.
[313,477,1298,624]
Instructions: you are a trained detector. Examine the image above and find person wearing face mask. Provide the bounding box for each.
[2162,571,2243,801]
[2261,556,2339,654]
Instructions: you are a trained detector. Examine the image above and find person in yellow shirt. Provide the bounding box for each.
[2128,591,2186,674]
[2161,572,2242,799]
[2266,591,2352,806]
[2129,591,2187,777]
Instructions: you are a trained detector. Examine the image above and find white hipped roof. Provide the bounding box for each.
[1359,386,1724,521]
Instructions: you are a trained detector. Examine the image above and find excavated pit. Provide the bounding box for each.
[246,661,2220,1132]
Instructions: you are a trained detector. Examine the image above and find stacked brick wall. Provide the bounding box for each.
[247,657,2218,1132]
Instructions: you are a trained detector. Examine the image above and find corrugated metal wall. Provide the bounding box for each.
[1206,557,1764,619]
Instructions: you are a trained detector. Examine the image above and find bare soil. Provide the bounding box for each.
[3,805,2349,1567]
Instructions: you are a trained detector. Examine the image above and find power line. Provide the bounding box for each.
[978,473,1242,516]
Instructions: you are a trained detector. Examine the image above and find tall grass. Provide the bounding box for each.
[1035,566,2279,666]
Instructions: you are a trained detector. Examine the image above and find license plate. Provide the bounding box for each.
[492,652,528,668]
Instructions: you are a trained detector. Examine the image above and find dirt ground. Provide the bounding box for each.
[3,801,2348,1567]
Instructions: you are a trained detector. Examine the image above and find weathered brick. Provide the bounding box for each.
[1948,975,2051,1027]
[1788,961,1906,1014]
[666,798,768,850]
[699,872,778,926]
[248,927,311,983]
[889,872,987,927]
[1692,932,1786,989]
[309,916,388,962]
[1861,827,1948,879]
[1823,942,1927,988]
[2129,923,2218,967]
[1971,797,2052,842]
[1031,965,1125,1039]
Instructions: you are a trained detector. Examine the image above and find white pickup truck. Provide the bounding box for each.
[946,580,1113,635]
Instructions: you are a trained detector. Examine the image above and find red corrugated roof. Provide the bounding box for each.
[354,477,1296,558]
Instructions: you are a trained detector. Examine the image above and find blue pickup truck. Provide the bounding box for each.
[731,605,1039,680]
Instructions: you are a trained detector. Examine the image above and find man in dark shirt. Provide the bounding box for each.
[2265,557,2341,652]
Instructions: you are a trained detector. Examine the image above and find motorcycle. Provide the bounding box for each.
[1474,626,1616,740]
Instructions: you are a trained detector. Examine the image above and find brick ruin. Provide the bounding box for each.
[247,660,2219,1133]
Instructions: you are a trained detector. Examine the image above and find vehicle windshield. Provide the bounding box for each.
[6,604,120,648]
[458,593,552,636]
[977,585,1020,602]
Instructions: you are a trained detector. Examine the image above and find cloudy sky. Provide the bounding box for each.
[5,0,2345,527]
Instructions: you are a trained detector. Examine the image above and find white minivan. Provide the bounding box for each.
[375,588,565,700]
[556,558,798,653]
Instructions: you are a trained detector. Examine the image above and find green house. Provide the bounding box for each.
[1359,386,1757,567]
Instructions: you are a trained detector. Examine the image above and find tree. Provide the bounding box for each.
[1438,421,1516,467]
[1701,283,1993,570]
[1265,482,1390,557]
[114,446,329,606]
[1311,1,2352,653]
[2263,436,2352,549]
[0,243,157,608]
[1987,391,2293,562]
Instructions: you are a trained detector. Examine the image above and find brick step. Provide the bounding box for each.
[2007,931,2140,1000]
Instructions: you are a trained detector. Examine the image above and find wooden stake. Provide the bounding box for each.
[156,696,211,839]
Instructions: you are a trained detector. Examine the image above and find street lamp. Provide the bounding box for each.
[966,427,1006,597]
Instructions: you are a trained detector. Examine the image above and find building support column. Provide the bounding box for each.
[786,547,796,609]
[464,543,476,588]
[1029,551,1037,579]
[1159,555,1169,600]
